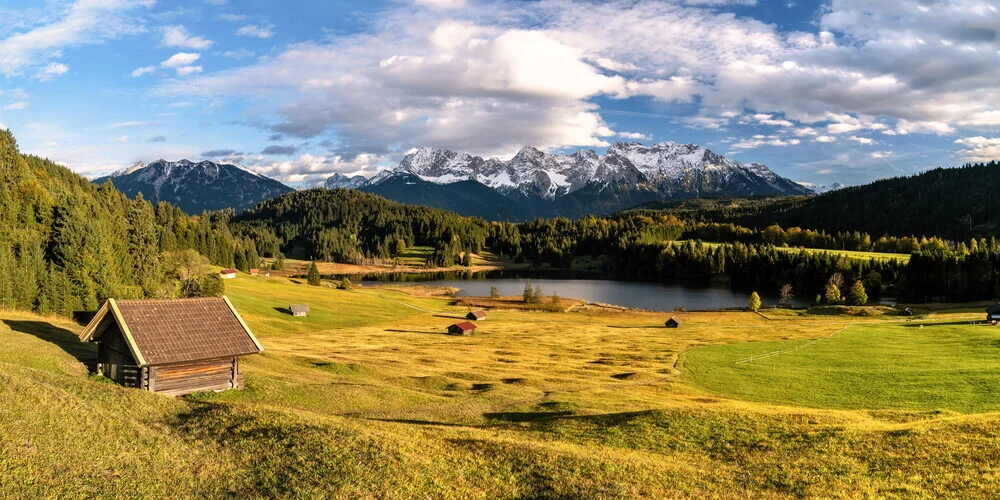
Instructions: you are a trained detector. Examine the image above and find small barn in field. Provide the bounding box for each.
[986,305,1000,323]
[448,322,477,336]
[466,309,487,321]
[289,304,309,317]
[79,297,263,396]
[249,268,260,276]
[219,269,238,279]
[665,317,680,328]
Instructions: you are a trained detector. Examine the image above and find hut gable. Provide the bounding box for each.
[466,309,487,320]
[289,304,309,317]
[448,322,477,336]
[80,297,263,396]
[665,317,680,328]
[986,305,1000,322]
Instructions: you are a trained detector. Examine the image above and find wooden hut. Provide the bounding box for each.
[219,269,238,279]
[448,321,477,336]
[466,309,487,321]
[289,304,309,317]
[249,268,260,276]
[986,305,1000,323]
[665,317,680,328]
[79,297,263,396]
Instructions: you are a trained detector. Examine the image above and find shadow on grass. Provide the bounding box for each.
[273,307,293,315]
[384,328,448,335]
[606,325,665,329]
[3,319,97,372]
[484,411,574,423]
[902,321,983,328]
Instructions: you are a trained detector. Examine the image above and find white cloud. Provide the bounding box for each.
[731,137,801,149]
[414,0,467,8]
[162,52,201,68]
[161,25,213,50]
[618,131,651,140]
[4,101,29,110]
[131,65,156,77]
[216,13,247,22]
[814,135,836,143]
[849,136,875,145]
[752,113,794,127]
[236,24,274,39]
[112,135,129,143]
[34,62,69,81]
[955,137,1000,163]
[895,119,956,136]
[220,49,254,59]
[870,151,892,159]
[176,65,203,76]
[0,0,153,77]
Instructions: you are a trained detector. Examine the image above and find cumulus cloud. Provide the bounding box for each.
[955,137,1000,163]
[161,52,202,76]
[236,24,274,39]
[261,145,300,155]
[813,135,837,143]
[161,25,213,50]
[618,131,651,140]
[0,0,152,77]
[35,62,69,81]
[4,101,29,110]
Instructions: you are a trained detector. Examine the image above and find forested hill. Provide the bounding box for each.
[631,162,1000,240]
[0,129,260,316]
[231,189,489,266]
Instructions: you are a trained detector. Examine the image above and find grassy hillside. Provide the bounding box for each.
[674,240,910,263]
[5,275,1000,497]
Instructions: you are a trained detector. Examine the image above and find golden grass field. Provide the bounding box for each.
[3,273,1000,498]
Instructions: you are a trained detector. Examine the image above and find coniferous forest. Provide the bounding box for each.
[5,125,1000,317]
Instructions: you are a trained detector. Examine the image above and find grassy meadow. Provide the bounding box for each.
[674,240,911,262]
[4,273,1000,497]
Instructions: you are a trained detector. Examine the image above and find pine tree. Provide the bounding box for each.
[847,280,868,306]
[522,281,535,304]
[748,291,761,312]
[489,286,500,298]
[307,261,321,286]
[338,277,353,290]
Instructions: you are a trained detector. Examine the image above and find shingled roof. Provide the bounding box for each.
[80,297,263,366]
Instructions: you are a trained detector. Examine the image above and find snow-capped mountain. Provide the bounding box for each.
[92,159,294,213]
[324,172,369,189]
[362,141,811,219]
[797,182,845,194]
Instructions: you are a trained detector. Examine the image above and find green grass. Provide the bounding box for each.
[683,320,1000,412]
[673,240,910,262]
[7,275,1000,497]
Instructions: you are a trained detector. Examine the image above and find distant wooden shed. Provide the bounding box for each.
[665,317,680,328]
[448,321,477,336]
[289,304,309,317]
[986,305,1000,323]
[219,269,238,279]
[79,297,263,396]
[466,309,487,321]
[249,268,260,276]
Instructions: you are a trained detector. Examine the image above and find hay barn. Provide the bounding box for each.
[219,269,238,279]
[466,309,487,320]
[448,322,477,336]
[665,317,680,328]
[289,304,309,317]
[79,297,263,396]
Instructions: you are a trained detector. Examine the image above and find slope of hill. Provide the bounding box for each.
[360,172,536,221]
[93,159,294,213]
[631,162,1000,240]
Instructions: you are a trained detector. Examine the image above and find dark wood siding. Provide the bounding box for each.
[97,326,141,388]
[150,358,238,397]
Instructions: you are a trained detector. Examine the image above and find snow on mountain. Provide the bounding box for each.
[324,172,369,189]
[92,159,293,213]
[374,142,810,200]
[797,182,845,194]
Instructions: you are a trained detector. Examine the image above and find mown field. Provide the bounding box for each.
[3,274,1000,497]
[674,240,911,262]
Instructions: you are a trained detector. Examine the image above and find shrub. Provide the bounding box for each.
[748,292,762,312]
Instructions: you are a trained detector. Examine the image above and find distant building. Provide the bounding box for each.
[448,322,477,336]
[665,317,680,328]
[289,304,309,317]
[986,305,1000,323]
[249,268,260,276]
[78,297,263,396]
[466,309,487,321]
[220,269,238,279]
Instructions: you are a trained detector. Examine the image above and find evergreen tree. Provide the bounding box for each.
[338,277,353,290]
[824,283,842,304]
[489,286,500,298]
[748,291,761,312]
[779,284,793,306]
[307,261,321,286]
[522,281,535,304]
[847,280,868,306]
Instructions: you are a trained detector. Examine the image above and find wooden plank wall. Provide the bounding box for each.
[98,327,141,388]
[150,358,238,397]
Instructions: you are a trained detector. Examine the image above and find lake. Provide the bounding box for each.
[358,270,826,311]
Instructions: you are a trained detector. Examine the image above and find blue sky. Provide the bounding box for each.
[0,0,998,188]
